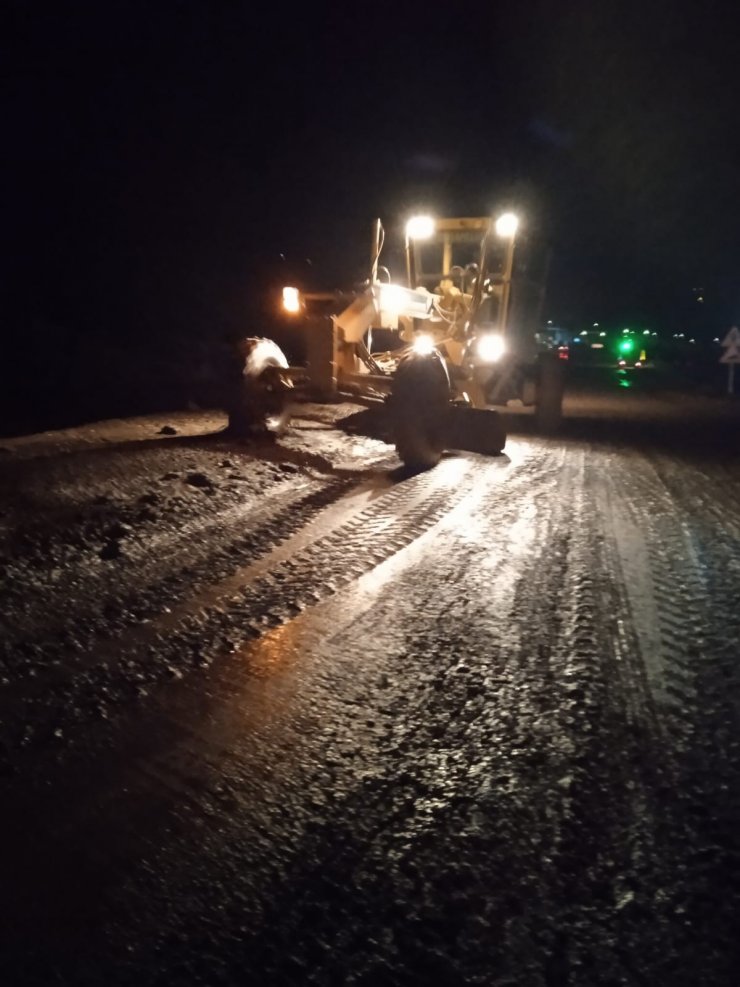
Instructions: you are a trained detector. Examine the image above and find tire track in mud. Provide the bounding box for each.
[5,438,736,985]
[1,472,334,655]
[135,445,663,986]
[57,444,577,986]
[0,417,397,659]
[602,449,740,985]
[535,458,675,985]
[448,447,683,984]
[0,451,545,979]
[607,449,740,733]
[118,442,692,985]
[0,473,351,682]
[0,454,513,763]
[607,453,708,721]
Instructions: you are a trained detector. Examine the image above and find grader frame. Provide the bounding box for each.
[232,214,563,468]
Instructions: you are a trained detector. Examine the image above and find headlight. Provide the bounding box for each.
[494,212,519,238]
[412,334,436,356]
[476,333,505,362]
[405,215,435,240]
[282,286,301,314]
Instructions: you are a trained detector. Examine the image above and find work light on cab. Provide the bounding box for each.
[494,212,519,238]
[282,286,301,314]
[405,216,435,241]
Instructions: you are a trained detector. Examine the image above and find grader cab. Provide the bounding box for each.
[228,213,564,469]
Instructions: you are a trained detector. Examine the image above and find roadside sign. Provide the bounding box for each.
[720,346,740,364]
[721,326,740,347]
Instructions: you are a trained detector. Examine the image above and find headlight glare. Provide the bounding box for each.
[282,286,301,314]
[406,216,435,240]
[476,333,505,362]
[411,334,436,356]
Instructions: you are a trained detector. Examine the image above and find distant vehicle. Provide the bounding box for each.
[616,338,650,369]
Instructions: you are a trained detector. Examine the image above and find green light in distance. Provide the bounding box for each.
[618,339,635,354]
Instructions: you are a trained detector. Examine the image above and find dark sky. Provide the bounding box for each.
[3,0,740,346]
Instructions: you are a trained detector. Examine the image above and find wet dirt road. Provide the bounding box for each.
[1,384,740,985]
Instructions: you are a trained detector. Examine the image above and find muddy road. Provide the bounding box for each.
[1,380,740,985]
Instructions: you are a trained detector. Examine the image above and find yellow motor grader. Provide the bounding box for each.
[228,213,564,469]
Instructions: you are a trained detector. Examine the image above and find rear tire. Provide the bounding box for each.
[391,351,450,470]
[227,337,293,437]
[535,353,565,433]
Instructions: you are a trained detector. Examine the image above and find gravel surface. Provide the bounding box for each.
[1,387,739,985]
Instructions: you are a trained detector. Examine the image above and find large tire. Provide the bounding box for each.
[391,351,450,470]
[227,337,293,437]
[535,353,565,434]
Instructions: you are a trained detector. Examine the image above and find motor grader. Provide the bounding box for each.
[228,213,564,469]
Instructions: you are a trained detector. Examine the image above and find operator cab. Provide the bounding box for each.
[407,216,547,355]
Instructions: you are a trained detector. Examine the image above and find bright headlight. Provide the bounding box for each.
[406,215,435,240]
[476,333,506,362]
[412,334,436,356]
[282,286,301,314]
[494,212,519,238]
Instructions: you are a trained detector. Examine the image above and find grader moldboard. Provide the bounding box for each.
[228,214,565,469]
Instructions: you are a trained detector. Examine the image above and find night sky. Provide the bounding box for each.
[3,0,740,361]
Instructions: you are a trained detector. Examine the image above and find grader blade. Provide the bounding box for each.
[446,406,507,456]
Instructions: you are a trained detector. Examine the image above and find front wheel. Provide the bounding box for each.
[227,337,293,437]
[391,351,450,470]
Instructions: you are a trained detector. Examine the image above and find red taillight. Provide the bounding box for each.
[558,346,569,361]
